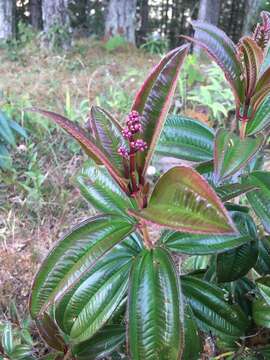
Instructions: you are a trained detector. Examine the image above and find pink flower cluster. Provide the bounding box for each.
[118,110,147,158]
[122,110,143,139]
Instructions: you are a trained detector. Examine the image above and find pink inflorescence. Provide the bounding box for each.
[117,145,129,158]
[130,139,148,152]
[118,110,147,157]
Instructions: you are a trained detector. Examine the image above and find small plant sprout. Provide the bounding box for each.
[27,12,270,360]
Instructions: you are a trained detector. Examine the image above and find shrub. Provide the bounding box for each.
[27,11,270,359]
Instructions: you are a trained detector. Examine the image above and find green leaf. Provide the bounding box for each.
[217,241,258,282]
[256,276,270,305]
[216,212,258,282]
[182,305,202,360]
[77,160,135,216]
[9,344,33,360]
[0,111,16,147]
[185,21,244,106]
[232,277,255,315]
[55,232,142,335]
[162,211,256,255]
[35,313,66,352]
[8,119,27,138]
[214,129,264,182]
[132,45,189,176]
[246,96,270,135]
[130,166,237,234]
[2,323,13,355]
[128,248,184,360]
[182,276,249,338]
[243,171,270,233]
[195,160,215,186]
[253,299,270,328]
[72,325,125,360]
[89,106,126,173]
[30,214,135,317]
[0,144,12,170]
[155,114,214,162]
[60,248,132,344]
[216,183,258,202]
[28,108,127,192]
[254,237,270,275]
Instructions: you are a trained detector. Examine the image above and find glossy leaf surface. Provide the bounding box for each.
[214,129,263,182]
[130,166,237,234]
[254,237,270,275]
[186,21,244,105]
[239,36,263,98]
[132,45,189,176]
[182,305,202,360]
[35,313,66,352]
[55,233,142,334]
[162,211,255,255]
[30,215,134,317]
[216,183,257,202]
[90,106,125,172]
[252,67,270,112]
[72,325,125,360]
[256,276,270,305]
[246,96,270,135]
[77,160,135,215]
[128,248,183,360]
[29,108,127,190]
[243,171,270,232]
[217,242,258,282]
[216,212,258,282]
[58,247,134,343]
[182,276,249,338]
[156,114,214,162]
[195,160,215,186]
[253,299,270,328]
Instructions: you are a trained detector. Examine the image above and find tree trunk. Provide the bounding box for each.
[42,0,71,49]
[0,0,15,41]
[194,0,221,55]
[242,0,261,35]
[105,0,137,44]
[137,0,149,45]
[197,0,221,25]
[30,0,43,30]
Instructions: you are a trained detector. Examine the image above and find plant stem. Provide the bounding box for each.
[239,99,250,139]
[63,349,72,360]
[213,351,234,359]
[240,119,247,139]
[140,221,152,249]
[129,151,138,193]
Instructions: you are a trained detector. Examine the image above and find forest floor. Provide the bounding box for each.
[0,38,159,355]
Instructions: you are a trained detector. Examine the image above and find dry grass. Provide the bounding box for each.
[0,38,158,316]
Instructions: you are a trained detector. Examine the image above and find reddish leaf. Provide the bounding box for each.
[29,108,128,192]
[184,21,244,107]
[129,166,237,235]
[36,313,66,352]
[89,106,126,174]
[251,67,270,112]
[132,45,189,176]
[239,36,263,98]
